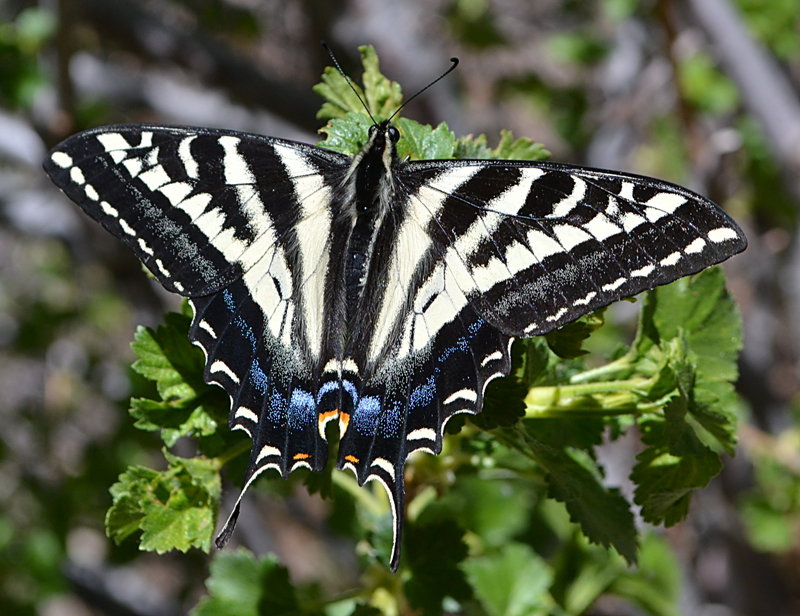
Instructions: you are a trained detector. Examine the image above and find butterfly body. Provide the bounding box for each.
[45,113,746,569]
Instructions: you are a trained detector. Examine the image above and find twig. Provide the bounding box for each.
[687,0,800,200]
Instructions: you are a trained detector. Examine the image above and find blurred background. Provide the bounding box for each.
[1,0,798,614]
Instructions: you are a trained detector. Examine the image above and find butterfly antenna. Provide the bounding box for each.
[321,42,378,125]
[388,56,459,122]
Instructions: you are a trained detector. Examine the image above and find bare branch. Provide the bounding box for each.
[688,0,800,199]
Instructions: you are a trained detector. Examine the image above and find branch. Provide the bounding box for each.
[687,0,800,200]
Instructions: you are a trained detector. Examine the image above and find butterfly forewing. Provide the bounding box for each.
[45,116,746,571]
[388,160,745,342]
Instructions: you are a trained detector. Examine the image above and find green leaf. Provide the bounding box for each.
[527,417,606,451]
[404,512,471,615]
[636,267,742,385]
[549,529,626,614]
[360,45,404,119]
[607,533,681,616]
[643,269,742,455]
[632,395,723,525]
[395,118,456,160]
[454,130,549,161]
[518,337,556,386]
[628,269,742,525]
[317,112,372,155]
[314,45,402,122]
[192,549,300,616]
[129,308,227,446]
[454,133,494,159]
[525,432,638,564]
[491,129,550,161]
[131,311,206,400]
[106,451,221,553]
[444,476,535,546]
[462,543,554,616]
[319,114,457,161]
[545,310,605,359]
[129,397,220,447]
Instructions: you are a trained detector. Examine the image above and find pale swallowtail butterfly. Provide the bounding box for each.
[44,60,746,570]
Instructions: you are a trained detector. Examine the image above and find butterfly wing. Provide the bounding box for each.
[403,160,747,336]
[45,125,352,540]
[337,158,747,568]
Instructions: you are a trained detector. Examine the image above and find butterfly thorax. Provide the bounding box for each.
[342,122,399,310]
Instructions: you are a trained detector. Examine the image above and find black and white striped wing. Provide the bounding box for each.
[44,125,351,533]
[399,159,747,338]
[336,159,746,563]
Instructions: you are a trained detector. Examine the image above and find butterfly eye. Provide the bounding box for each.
[368,124,378,136]
[388,126,400,143]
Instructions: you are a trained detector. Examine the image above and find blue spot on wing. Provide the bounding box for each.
[316,380,339,400]
[224,290,268,395]
[409,375,436,409]
[468,318,484,335]
[223,289,308,429]
[353,396,380,436]
[289,388,316,429]
[380,402,401,437]
[269,388,286,423]
[223,289,258,353]
[316,378,359,407]
[352,395,402,438]
[436,318,485,363]
[250,361,269,393]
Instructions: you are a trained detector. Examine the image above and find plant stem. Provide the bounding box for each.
[524,377,664,417]
[215,439,252,466]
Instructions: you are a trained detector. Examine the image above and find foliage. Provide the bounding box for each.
[0,7,53,109]
[738,422,800,553]
[735,0,800,59]
[193,550,303,616]
[94,46,746,615]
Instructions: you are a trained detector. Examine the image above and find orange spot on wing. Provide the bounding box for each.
[319,409,339,422]
[293,453,310,460]
[339,411,350,431]
[344,454,359,464]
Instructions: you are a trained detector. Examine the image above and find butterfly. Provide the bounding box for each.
[43,56,746,570]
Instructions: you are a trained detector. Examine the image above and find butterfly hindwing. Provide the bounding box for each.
[338,303,511,570]
[188,281,328,546]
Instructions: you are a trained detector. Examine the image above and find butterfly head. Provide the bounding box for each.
[362,120,401,173]
[368,121,400,146]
